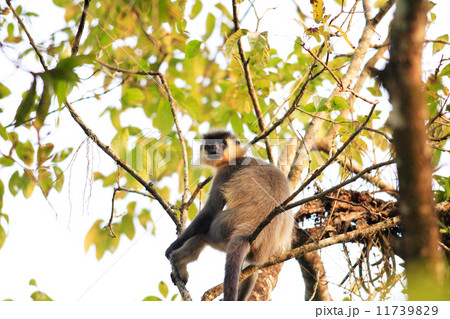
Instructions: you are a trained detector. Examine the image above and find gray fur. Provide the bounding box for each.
[165,131,293,301]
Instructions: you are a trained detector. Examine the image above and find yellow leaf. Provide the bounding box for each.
[329,24,358,52]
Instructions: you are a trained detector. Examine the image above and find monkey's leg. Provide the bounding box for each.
[170,235,207,283]
[237,271,259,301]
[224,236,250,301]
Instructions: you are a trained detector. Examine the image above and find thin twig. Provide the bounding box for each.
[157,75,190,232]
[182,175,213,211]
[231,0,274,164]
[286,104,377,205]
[6,0,48,72]
[71,0,91,55]
[64,100,181,231]
[249,60,318,145]
[302,45,343,89]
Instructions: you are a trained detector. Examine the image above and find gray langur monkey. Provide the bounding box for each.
[165,130,293,301]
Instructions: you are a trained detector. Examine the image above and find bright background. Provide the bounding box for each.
[0,0,449,302]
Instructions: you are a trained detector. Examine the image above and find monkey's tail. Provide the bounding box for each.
[224,236,251,301]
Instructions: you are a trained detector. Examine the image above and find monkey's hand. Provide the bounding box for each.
[170,265,188,285]
[170,251,189,285]
[165,239,182,259]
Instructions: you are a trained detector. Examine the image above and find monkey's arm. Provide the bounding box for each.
[165,188,225,258]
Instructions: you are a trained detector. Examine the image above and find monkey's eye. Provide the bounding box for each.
[222,139,227,148]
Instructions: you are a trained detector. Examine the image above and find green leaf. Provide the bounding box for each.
[120,214,135,240]
[0,224,6,249]
[330,96,349,110]
[122,87,145,105]
[31,291,53,301]
[36,82,51,127]
[84,219,119,260]
[22,169,35,198]
[0,179,4,210]
[52,147,73,163]
[138,208,153,228]
[143,296,162,301]
[7,23,14,37]
[9,171,20,196]
[14,77,37,127]
[433,35,448,54]
[0,83,11,99]
[215,3,233,21]
[188,202,198,221]
[0,123,7,140]
[53,166,64,192]
[189,0,202,19]
[247,31,270,69]
[154,100,173,135]
[158,281,169,298]
[37,143,54,167]
[0,157,14,167]
[29,279,37,287]
[204,13,216,40]
[225,29,248,58]
[185,40,202,58]
[38,169,53,197]
[313,96,328,111]
[110,108,121,131]
[16,140,35,166]
[302,102,315,113]
[311,0,325,23]
[439,63,450,77]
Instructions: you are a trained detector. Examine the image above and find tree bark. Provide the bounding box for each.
[382,0,446,300]
[247,264,284,301]
[297,252,332,301]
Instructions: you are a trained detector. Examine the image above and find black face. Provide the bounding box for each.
[203,139,227,160]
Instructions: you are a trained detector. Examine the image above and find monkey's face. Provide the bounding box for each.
[201,137,246,167]
[202,138,228,162]
[200,131,246,167]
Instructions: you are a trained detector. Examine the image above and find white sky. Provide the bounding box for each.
[0,0,449,306]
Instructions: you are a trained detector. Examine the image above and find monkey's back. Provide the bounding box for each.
[218,157,293,265]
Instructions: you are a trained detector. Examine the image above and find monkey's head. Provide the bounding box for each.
[201,130,246,167]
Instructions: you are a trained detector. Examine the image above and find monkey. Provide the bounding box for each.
[165,130,293,301]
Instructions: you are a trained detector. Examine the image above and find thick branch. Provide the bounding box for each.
[202,216,401,301]
[382,0,445,300]
[249,159,396,244]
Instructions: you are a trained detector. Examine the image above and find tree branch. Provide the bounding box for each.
[6,0,48,72]
[232,0,274,164]
[202,216,401,301]
[249,158,396,244]
[71,0,91,55]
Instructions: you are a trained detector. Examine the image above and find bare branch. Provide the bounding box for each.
[64,100,181,231]
[286,105,377,205]
[302,45,343,89]
[249,61,318,145]
[71,0,91,55]
[182,175,213,211]
[232,0,274,164]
